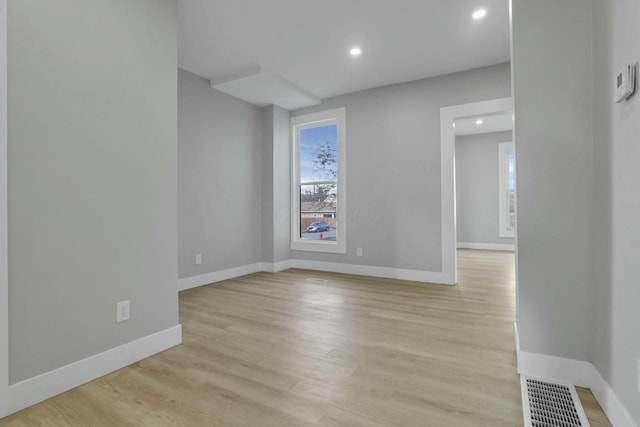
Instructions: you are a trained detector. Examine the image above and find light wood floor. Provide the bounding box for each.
[0,250,610,426]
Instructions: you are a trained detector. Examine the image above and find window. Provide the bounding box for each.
[291,108,346,253]
[498,142,516,238]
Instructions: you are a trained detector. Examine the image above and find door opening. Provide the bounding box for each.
[439,97,515,284]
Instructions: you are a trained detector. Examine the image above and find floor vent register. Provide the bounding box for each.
[521,377,590,427]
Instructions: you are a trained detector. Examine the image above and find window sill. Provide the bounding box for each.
[291,240,346,254]
[499,229,515,238]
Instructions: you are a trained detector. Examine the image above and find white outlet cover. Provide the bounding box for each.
[116,300,130,323]
[195,253,202,265]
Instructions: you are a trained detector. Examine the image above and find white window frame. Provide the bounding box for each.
[498,141,515,238]
[291,108,346,253]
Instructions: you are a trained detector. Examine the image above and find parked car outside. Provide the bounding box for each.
[306,221,330,232]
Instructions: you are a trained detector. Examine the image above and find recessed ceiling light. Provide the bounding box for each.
[350,47,362,57]
[472,9,487,20]
[476,119,483,125]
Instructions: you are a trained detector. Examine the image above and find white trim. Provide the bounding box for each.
[498,141,516,238]
[440,106,457,285]
[515,322,637,427]
[457,242,515,251]
[260,260,292,273]
[517,352,637,426]
[290,239,342,254]
[290,107,347,254]
[178,263,263,291]
[0,0,8,416]
[2,325,182,418]
[287,259,453,284]
[179,259,453,291]
[517,349,593,388]
[520,375,533,427]
[440,97,513,285]
[590,365,638,427]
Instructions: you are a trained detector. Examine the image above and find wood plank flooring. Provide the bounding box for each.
[0,250,610,426]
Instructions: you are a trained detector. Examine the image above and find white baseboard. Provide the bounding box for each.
[457,242,515,251]
[179,260,452,290]
[4,325,182,418]
[260,260,292,273]
[590,365,638,427]
[514,323,637,426]
[517,348,593,388]
[287,259,452,284]
[178,263,263,291]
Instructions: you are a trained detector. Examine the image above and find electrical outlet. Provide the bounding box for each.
[356,247,363,256]
[195,253,202,265]
[116,300,130,323]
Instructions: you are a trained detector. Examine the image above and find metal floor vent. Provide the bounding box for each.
[305,277,328,284]
[521,376,590,427]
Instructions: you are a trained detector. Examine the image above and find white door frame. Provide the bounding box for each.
[0,0,9,416]
[439,97,513,284]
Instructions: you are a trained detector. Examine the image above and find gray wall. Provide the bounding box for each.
[513,1,640,420]
[511,0,594,361]
[592,0,640,422]
[178,68,263,279]
[455,131,514,245]
[261,105,291,265]
[291,63,511,272]
[261,107,275,263]
[8,0,179,383]
[272,106,292,264]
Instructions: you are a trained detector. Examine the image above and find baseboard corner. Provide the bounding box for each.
[515,345,638,426]
[589,364,638,427]
[178,263,263,291]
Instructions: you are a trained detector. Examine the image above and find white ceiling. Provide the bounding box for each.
[211,68,321,110]
[455,112,513,136]
[179,0,510,105]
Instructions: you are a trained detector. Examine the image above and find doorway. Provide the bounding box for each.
[439,97,514,284]
[439,96,518,338]
[454,112,515,252]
